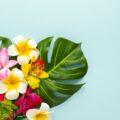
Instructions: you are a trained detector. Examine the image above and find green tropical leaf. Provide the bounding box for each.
[37,79,85,107]
[14,115,27,120]
[36,37,88,107]
[0,36,12,48]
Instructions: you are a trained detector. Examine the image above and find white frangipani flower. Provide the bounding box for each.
[0,68,28,100]
[8,35,39,65]
[26,102,52,120]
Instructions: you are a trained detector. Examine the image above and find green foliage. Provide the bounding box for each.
[0,36,12,48]
[0,99,17,120]
[14,115,27,120]
[37,37,88,107]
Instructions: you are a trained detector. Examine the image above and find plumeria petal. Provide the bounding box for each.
[17,55,30,65]
[13,35,25,45]
[12,68,24,79]
[26,109,39,119]
[5,60,17,68]
[0,67,8,79]
[40,102,50,112]
[6,90,19,100]
[29,49,40,59]
[0,48,9,66]
[27,39,37,49]
[8,44,18,56]
[18,81,28,94]
[0,81,7,94]
[26,103,52,120]
[47,113,52,120]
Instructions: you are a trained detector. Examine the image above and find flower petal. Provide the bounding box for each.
[27,75,40,89]
[27,39,37,49]
[8,44,18,56]
[0,94,5,102]
[18,81,28,94]
[5,60,17,68]
[17,55,30,65]
[40,102,50,112]
[47,112,52,120]
[29,49,40,59]
[26,87,32,94]
[6,90,19,100]
[15,94,25,106]
[16,107,24,115]
[13,35,25,45]
[26,109,39,120]
[21,63,31,77]
[0,67,8,79]
[29,93,42,106]
[0,48,9,66]
[0,81,7,94]
[40,71,49,78]
[12,68,24,79]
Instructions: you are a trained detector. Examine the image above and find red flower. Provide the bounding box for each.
[16,87,42,115]
[0,94,5,102]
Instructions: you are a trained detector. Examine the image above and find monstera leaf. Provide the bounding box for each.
[37,37,88,107]
[0,36,12,48]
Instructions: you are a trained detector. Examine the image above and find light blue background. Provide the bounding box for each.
[0,0,120,120]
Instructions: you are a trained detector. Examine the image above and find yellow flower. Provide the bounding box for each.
[0,68,27,100]
[26,102,52,120]
[8,35,39,65]
[27,75,40,89]
[21,59,49,89]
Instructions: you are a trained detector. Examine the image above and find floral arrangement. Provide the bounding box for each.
[0,35,88,120]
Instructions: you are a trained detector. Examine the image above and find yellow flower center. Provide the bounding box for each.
[3,73,21,90]
[15,39,32,56]
[33,112,48,120]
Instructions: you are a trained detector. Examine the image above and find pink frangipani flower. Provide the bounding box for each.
[16,87,43,115]
[0,48,17,79]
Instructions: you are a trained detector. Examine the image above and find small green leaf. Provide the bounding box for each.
[14,115,27,120]
[0,36,12,48]
[37,37,88,107]
[0,99,17,120]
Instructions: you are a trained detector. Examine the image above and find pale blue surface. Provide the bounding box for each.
[0,0,120,120]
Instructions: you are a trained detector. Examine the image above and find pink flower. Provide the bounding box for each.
[16,87,43,115]
[0,48,17,79]
[0,94,5,102]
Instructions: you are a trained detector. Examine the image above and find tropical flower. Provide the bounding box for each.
[0,68,28,100]
[16,87,42,115]
[26,102,52,120]
[8,35,39,65]
[21,59,49,89]
[0,48,17,79]
[0,94,5,102]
